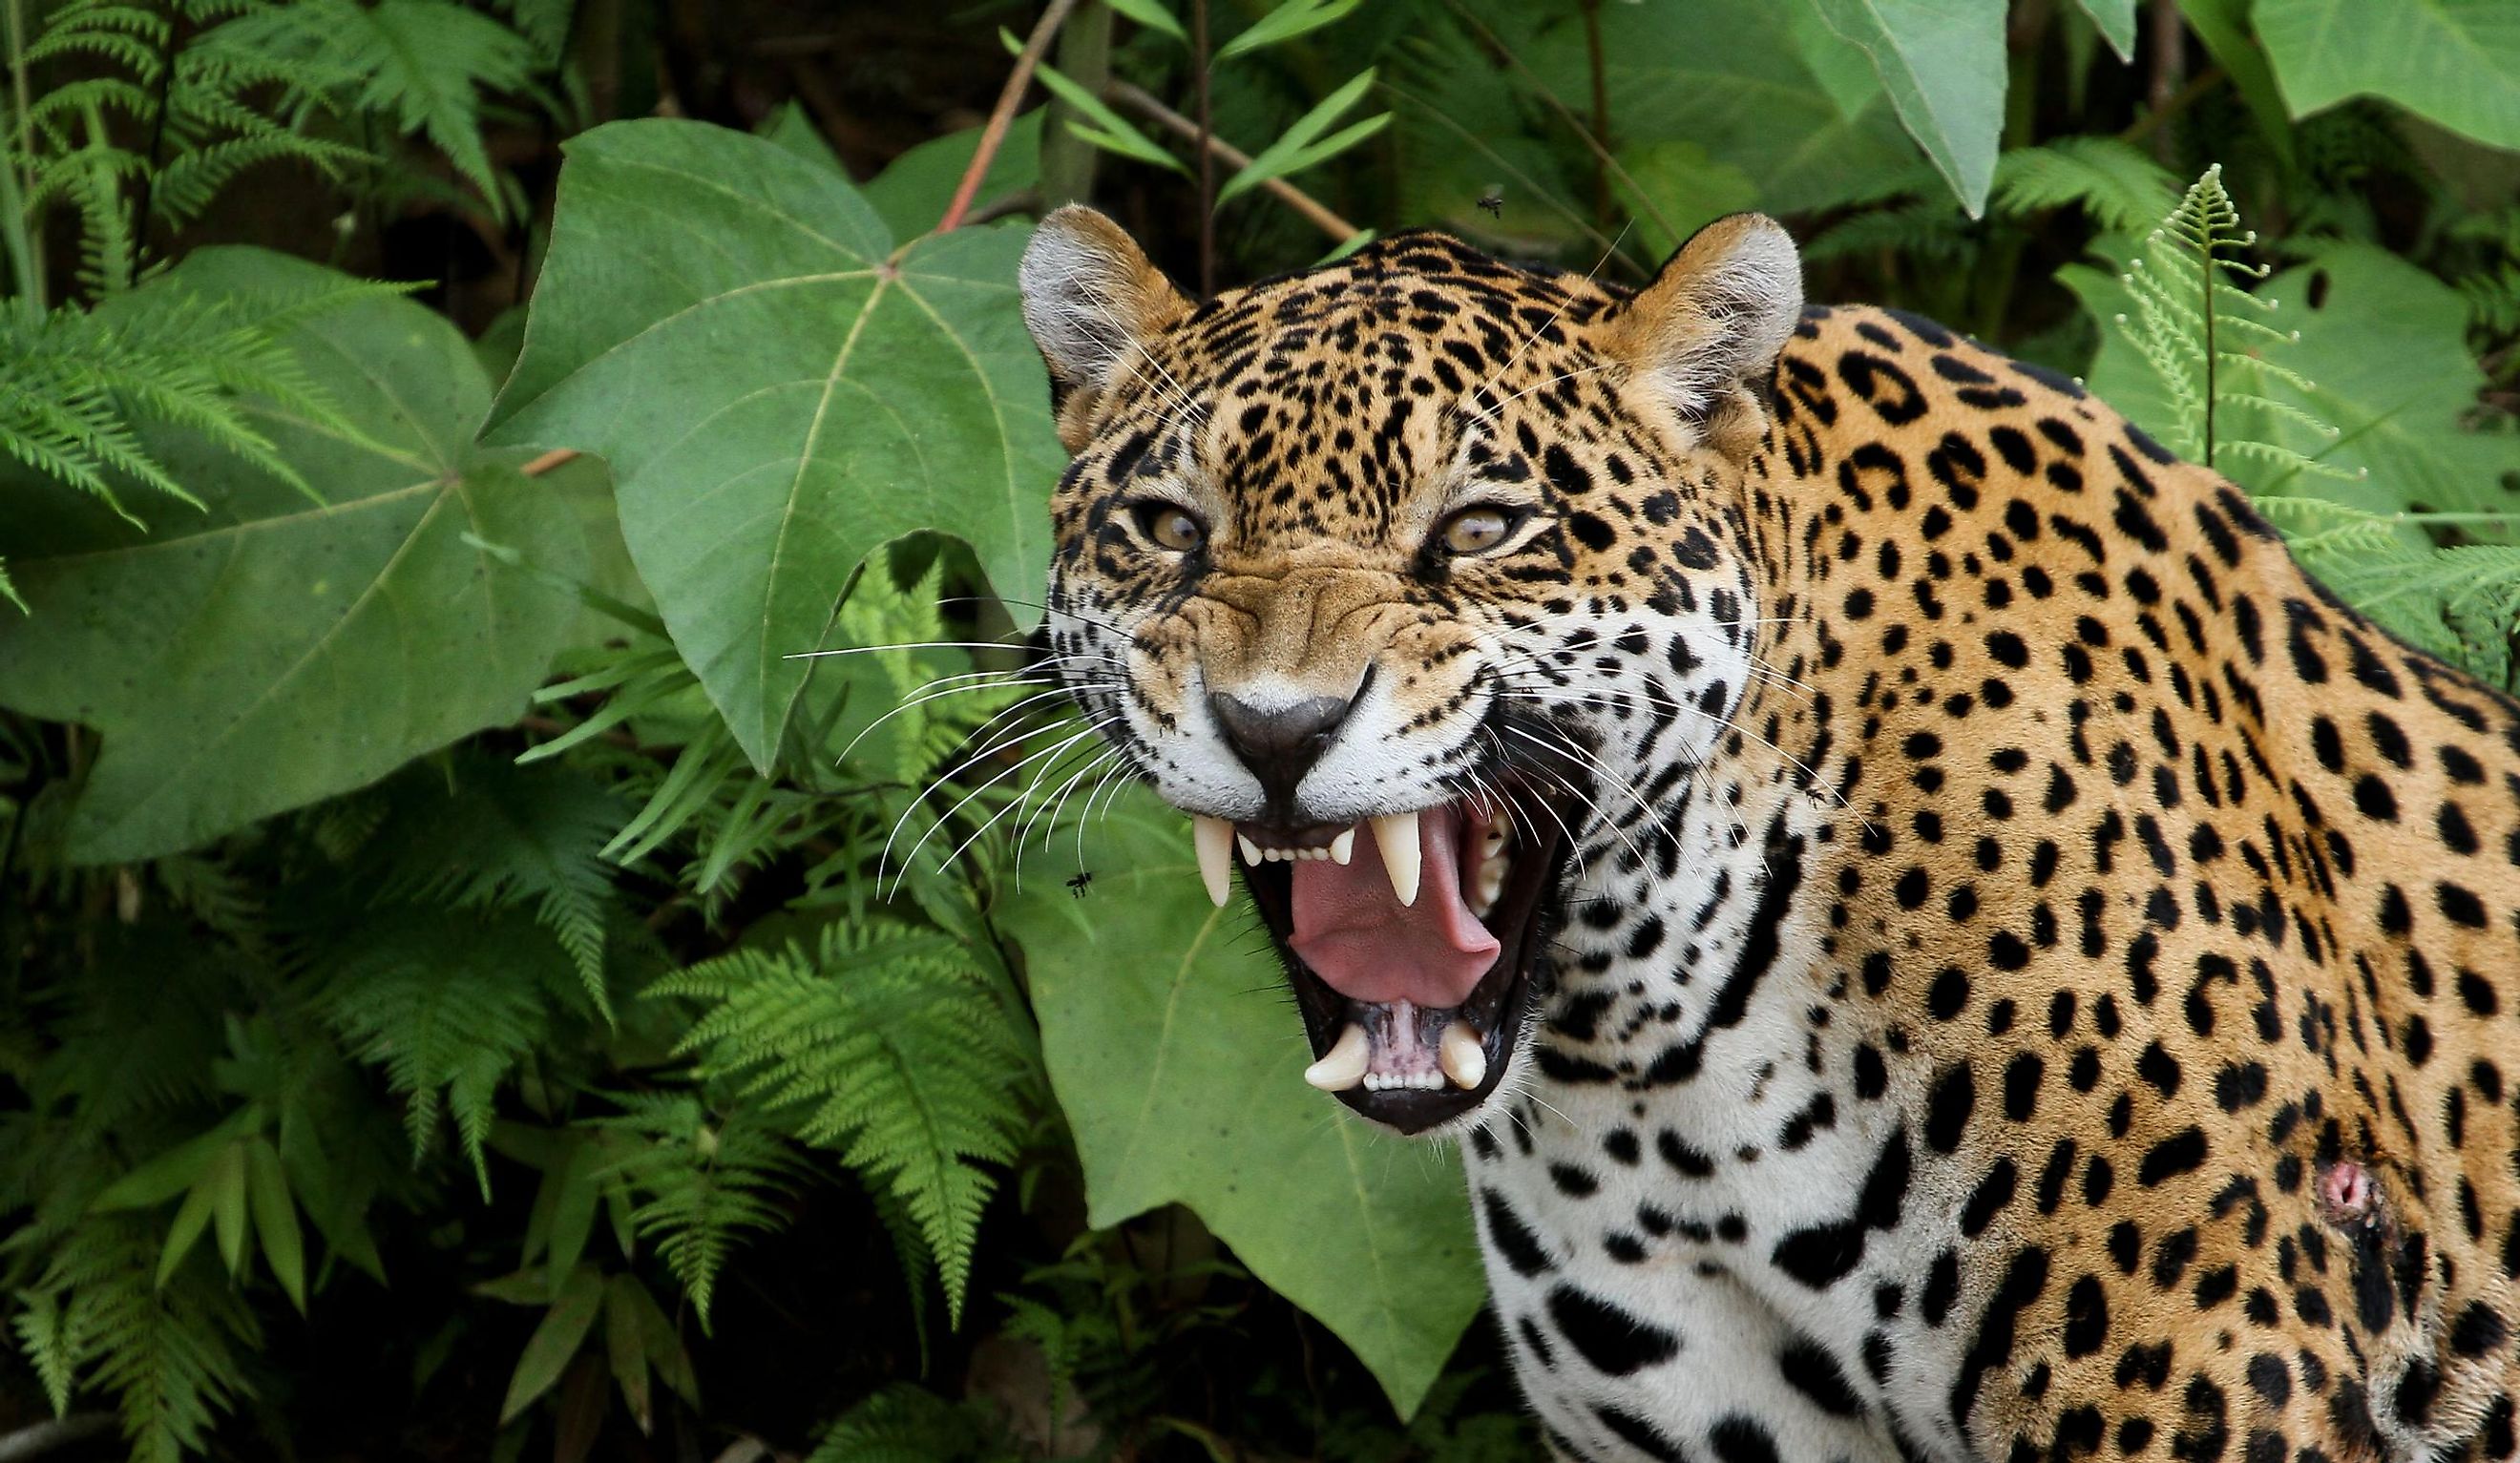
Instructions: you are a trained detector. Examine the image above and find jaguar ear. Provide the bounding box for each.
[1609,213,1803,451]
[1019,205,1194,449]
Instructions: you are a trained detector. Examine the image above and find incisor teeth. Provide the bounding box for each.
[1303,1024,1371,1092]
[1238,833,1262,867]
[1371,811,1421,907]
[1193,816,1234,908]
[1439,1022,1487,1091]
[1330,827,1355,865]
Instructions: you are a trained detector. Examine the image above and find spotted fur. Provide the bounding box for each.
[1018,207,2520,1462]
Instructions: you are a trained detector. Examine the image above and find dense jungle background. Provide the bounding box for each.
[1,0,2515,1457]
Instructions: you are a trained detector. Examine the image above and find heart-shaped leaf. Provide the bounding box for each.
[0,248,584,863]
[485,119,1064,770]
[1006,790,1484,1417]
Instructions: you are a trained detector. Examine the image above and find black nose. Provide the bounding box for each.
[1209,690,1356,816]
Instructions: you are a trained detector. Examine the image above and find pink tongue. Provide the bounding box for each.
[1290,805,1500,1008]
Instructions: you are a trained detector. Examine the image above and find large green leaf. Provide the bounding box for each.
[0,248,583,863]
[1007,790,1484,1417]
[485,119,1063,770]
[2256,0,2520,151]
[1801,0,2006,216]
[1528,0,1927,221]
[2067,242,2513,513]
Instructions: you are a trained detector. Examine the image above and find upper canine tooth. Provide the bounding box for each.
[1371,811,1421,907]
[1330,827,1355,865]
[1438,1021,1487,1090]
[1238,833,1262,867]
[1304,1024,1372,1091]
[1193,816,1234,907]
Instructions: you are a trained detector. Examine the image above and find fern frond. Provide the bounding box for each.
[13,1219,259,1463]
[1803,198,1974,265]
[319,910,559,1192]
[1992,136,2179,234]
[652,922,1030,1322]
[592,1093,808,1328]
[373,759,624,1015]
[807,1385,1009,1463]
[2112,164,2347,480]
[0,277,388,518]
[204,0,541,207]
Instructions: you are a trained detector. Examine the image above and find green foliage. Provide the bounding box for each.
[1006,792,1487,1414]
[484,119,1062,770]
[0,249,586,863]
[655,920,1031,1323]
[593,1093,807,1327]
[2,1,2516,1458]
[2107,165,2340,475]
[0,274,385,516]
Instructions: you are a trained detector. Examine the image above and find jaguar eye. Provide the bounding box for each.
[1438,504,1525,555]
[1131,502,1208,554]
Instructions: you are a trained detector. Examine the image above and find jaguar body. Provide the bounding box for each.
[1015,206,2520,1461]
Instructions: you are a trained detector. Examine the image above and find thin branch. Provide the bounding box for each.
[938,0,1082,233]
[0,1414,117,1463]
[1106,81,1357,241]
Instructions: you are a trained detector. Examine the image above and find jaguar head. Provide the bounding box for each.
[1017,207,1804,1134]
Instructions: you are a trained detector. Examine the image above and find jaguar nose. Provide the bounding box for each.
[1208,690,1356,815]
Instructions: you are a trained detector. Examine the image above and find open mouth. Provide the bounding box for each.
[1188,782,1569,1134]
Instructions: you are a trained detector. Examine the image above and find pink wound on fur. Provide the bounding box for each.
[2319,1160,2375,1223]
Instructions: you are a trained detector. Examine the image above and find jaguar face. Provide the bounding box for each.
[1017,207,1804,1134]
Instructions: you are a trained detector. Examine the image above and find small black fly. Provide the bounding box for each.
[1475,187,1504,219]
[1066,871,1095,898]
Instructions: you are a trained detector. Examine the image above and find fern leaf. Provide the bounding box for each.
[2112,164,2345,480]
[319,910,558,1193]
[653,923,1029,1323]
[373,758,624,1015]
[13,1219,259,1463]
[808,1385,1007,1463]
[593,1093,808,1328]
[205,0,540,207]
[1992,136,2179,233]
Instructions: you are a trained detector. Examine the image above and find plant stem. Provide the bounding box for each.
[1579,0,1609,230]
[1,0,43,312]
[937,0,1082,234]
[1191,0,1213,297]
[131,0,178,266]
[2144,0,2183,164]
[1107,80,1357,240]
[2200,221,2216,469]
[1037,0,1110,207]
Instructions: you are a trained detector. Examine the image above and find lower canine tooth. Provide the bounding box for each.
[1438,1021,1487,1091]
[1304,1024,1372,1092]
[1370,811,1422,906]
[1193,816,1234,908]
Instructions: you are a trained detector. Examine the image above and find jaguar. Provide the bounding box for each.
[1014,203,2520,1461]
